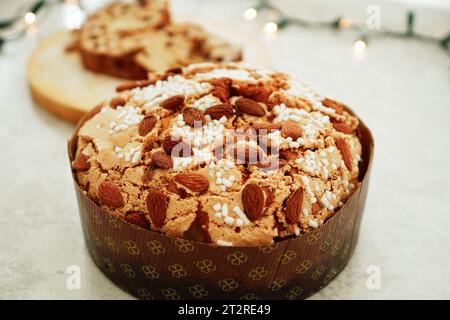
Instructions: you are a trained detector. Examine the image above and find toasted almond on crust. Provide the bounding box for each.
[335,137,352,170]
[163,136,192,157]
[183,107,204,126]
[146,188,167,229]
[160,95,185,110]
[109,96,127,109]
[332,122,353,134]
[285,187,304,224]
[281,121,302,140]
[151,151,173,169]
[235,97,266,116]
[138,115,157,136]
[204,104,234,120]
[175,173,209,193]
[73,153,90,171]
[98,181,124,208]
[242,183,265,222]
[322,98,344,114]
[124,212,150,229]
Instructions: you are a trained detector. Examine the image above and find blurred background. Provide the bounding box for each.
[0,0,449,299]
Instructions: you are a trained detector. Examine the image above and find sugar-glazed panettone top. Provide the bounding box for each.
[73,62,362,247]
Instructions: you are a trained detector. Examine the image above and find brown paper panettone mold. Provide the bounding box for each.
[68,102,373,300]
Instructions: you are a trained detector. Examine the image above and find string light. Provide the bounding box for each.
[24,12,36,25]
[264,21,278,34]
[242,0,450,56]
[353,39,367,54]
[244,7,258,21]
[338,18,351,29]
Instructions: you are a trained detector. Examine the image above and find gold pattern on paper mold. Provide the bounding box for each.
[323,267,338,285]
[218,278,239,292]
[227,251,248,265]
[103,257,116,273]
[278,250,297,264]
[342,243,350,256]
[296,259,313,274]
[258,243,280,253]
[104,236,119,252]
[137,288,154,300]
[320,237,333,253]
[123,240,140,255]
[92,213,102,225]
[240,293,259,300]
[168,264,187,278]
[146,240,166,255]
[142,265,160,279]
[188,284,209,299]
[196,259,217,273]
[268,277,287,292]
[286,286,303,300]
[162,288,181,300]
[248,267,269,281]
[311,264,326,280]
[306,231,322,245]
[120,263,136,278]
[173,238,195,253]
[107,215,121,229]
[331,239,343,257]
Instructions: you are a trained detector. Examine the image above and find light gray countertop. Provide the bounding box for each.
[0,0,449,299]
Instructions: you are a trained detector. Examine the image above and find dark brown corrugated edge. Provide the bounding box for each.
[68,107,374,300]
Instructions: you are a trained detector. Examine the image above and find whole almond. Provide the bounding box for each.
[109,96,127,109]
[72,153,90,171]
[242,183,265,222]
[151,151,173,169]
[335,137,352,170]
[204,104,234,120]
[281,121,302,140]
[160,95,184,110]
[208,78,231,102]
[98,181,124,208]
[175,173,209,193]
[146,188,167,228]
[138,115,157,136]
[235,97,266,116]
[163,136,192,157]
[183,107,204,127]
[279,149,300,161]
[252,123,281,134]
[332,122,353,134]
[233,84,271,103]
[322,98,344,114]
[124,212,150,229]
[285,187,304,224]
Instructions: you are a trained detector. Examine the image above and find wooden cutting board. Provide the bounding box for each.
[27,24,269,123]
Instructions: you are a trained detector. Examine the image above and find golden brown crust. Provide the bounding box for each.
[73,62,363,247]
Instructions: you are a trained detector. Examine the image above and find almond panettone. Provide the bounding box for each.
[76,0,242,79]
[72,62,362,247]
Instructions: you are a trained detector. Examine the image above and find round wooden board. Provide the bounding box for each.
[27,24,269,123]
